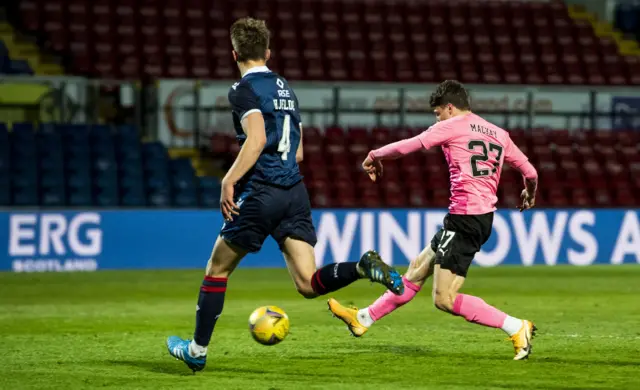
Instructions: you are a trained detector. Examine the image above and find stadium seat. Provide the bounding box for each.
[13,188,38,206]
[122,186,146,207]
[0,176,9,206]
[25,0,628,84]
[174,189,198,208]
[41,186,66,206]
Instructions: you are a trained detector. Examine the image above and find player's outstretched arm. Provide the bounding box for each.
[504,137,538,212]
[220,112,267,220]
[363,135,424,181]
[369,135,424,161]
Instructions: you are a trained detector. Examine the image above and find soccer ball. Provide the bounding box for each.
[248,306,290,345]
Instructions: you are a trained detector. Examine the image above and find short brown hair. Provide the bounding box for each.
[230,17,270,62]
[429,80,471,110]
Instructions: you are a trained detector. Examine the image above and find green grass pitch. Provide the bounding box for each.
[1,266,639,390]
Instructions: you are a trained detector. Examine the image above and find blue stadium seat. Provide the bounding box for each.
[120,163,144,180]
[170,158,196,174]
[173,175,196,191]
[122,188,146,207]
[41,170,64,190]
[148,191,171,207]
[67,157,91,176]
[117,124,138,140]
[12,177,37,193]
[119,176,144,194]
[66,139,91,158]
[39,122,58,135]
[145,166,169,182]
[12,123,35,139]
[93,141,115,157]
[7,59,34,75]
[0,152,10,174]
[12,142,36,159]
[0,41,8,72]
[90,124,112,141]
[199,177,221,191]
[118,146,142,163]
[0,122,8,141]
[41,187,66,207]
[142,142,168,158]
[117,132,139,144]
[68,187,92,206]
[615,3,640,38]
[67,172,91,190]
[96,191,119,207]
[174,189,198,208]
[199,192,220,208]
[13,189,38,206]
[66,134,90,148]
[146,175,170,191]
[94,173,118,194]
[40,154,64,172]
[12,162,37,184]
[0,124,8,167]
[0,177,10,205]
[198,177,221,208]
[61,124,90,139]
[38,134,63,157]
[93,156,117,173]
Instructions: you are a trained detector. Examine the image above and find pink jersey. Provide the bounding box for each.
[370,113,536,215]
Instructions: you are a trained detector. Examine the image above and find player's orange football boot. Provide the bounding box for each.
[509,320,537,360]
[327,298,369,337]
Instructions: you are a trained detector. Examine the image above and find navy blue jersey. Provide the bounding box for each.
[228,67,302,188]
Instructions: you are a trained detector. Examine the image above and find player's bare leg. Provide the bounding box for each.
[282,237,405,299]
[167,237,246,372]
[281,237,318,298]
[328,246,436,337]
[433,265,537,360]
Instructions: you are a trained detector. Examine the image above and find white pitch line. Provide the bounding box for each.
[543,333,640,340]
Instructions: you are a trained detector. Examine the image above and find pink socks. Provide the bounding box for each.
[452,294,507,329]
[368,277,421,321]
[365,287,520,335]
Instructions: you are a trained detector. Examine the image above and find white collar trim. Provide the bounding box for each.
[243,66,271,77]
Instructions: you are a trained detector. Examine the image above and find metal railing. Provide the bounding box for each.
[2,76,640,150]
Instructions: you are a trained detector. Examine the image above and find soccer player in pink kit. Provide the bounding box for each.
[328,80,539,360]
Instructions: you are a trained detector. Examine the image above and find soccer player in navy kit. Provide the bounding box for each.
[167,17,404,372]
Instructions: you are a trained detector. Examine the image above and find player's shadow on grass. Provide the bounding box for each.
[331,343,432,356]
[105,359,195,376]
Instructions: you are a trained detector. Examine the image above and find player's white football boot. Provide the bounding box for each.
[509,320,537,360]
[327,298,369,337]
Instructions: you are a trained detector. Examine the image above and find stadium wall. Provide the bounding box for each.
[157,80,640,147]
[1,209,638,272]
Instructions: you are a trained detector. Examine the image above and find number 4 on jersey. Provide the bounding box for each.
[277,114,291,160]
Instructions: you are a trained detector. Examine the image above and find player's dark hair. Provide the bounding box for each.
[429,80,471,110]
[230,17,270,62]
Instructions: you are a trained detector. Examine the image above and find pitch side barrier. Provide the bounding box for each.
[2,76,640,150]
[0,209,638,272]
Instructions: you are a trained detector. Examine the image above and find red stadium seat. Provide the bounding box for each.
[27,0,620,83]
[21,1,637,208]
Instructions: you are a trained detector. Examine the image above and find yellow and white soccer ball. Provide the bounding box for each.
[248,306,290,346]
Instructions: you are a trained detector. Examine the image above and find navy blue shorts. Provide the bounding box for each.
[220,180,317,253]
